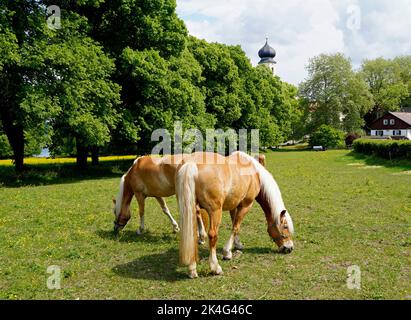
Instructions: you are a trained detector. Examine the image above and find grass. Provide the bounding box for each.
[0,150,410,300]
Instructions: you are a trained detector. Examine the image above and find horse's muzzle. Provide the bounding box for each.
[113,221,125,234]
[279,241,294,254]
[280,246,293,254]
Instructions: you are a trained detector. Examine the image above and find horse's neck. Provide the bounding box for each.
[256,191,277,226]
[120,178,134,214]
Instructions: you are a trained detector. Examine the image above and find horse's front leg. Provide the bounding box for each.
[228,209,245,251]
[155,197,179,233]
[223,203,252,260]
[135,193,146,235]
[208,208,223,275]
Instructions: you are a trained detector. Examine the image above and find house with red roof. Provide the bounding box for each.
[369,112,411,140]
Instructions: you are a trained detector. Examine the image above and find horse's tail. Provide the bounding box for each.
[176,162,198,266]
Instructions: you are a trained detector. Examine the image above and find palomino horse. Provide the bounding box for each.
[113,155,183,235]
[176,152,294,278]
[113,154,267,246]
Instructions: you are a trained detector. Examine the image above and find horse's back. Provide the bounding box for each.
[181,152,260,212]
[129,155,178,197]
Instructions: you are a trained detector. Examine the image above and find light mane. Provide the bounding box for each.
[234,151,294,234]
[115,174,126,218]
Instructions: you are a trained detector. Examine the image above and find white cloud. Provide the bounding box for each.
[176,0,411,85]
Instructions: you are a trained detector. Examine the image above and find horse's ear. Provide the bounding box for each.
[112,198,116,205]
[280,210,287,218]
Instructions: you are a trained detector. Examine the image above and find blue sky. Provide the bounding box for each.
[176,0,411,85]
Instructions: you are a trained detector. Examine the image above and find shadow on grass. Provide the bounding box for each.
[112,248,187,282]
[96,229,176,244]
[347,151,411,171]
[241,246,280,255]
[0,159,134,188]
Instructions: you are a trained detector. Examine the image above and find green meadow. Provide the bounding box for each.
[0,150,410,300]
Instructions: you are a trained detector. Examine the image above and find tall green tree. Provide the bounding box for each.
[299,53,373,134]
[0,1,121,170]
[361,57,408,124]
[58,0,190,153]
[0,1,59,170]
[393,56,411,110]
[188,38,242,129]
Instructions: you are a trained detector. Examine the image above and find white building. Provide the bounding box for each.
[370,112,411,140]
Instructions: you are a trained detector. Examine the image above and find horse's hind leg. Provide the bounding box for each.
[197,208,208,245]
[135,193,146,235]
[155,197,179,233]
[208,208,223,275]
[223,203,252,260]
[229,209,244,251]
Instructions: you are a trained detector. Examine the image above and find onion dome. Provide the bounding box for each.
[258,38,276,64]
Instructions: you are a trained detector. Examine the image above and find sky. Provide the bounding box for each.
[176,0,411,86]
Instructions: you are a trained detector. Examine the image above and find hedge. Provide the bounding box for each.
[353,139,411,159]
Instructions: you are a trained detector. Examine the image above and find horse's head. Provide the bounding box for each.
[112,198,131,234]
[268,210,294,254]
[112,175,132,234]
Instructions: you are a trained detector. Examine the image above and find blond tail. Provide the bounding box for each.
[176,162,198,266]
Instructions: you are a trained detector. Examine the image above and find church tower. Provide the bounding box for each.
[258,38,277,76]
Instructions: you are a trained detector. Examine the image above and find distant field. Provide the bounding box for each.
[0,155,137,166]
[0,150,410,299]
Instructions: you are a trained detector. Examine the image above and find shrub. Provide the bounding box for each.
[353,139,411,159]
[309,125,345,149]
[345,133,360,147]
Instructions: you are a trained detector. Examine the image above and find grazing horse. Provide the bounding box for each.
[176,152,294,278]
[113,155,183,235]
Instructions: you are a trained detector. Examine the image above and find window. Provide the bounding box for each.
[383,119,388,125]
[393,130,401,136]
[390,119,395,125]
[377,130,384,136]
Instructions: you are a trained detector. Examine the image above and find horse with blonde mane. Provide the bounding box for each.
[176,151,294,278]
[112,155,183,235]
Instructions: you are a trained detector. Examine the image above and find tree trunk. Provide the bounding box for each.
[91,146,99,166]
[76,144,88,170]
[10,128,25,172]
[0,111,25,172]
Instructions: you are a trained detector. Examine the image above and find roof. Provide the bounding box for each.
[390,112,411,126]
[258,39,276,64]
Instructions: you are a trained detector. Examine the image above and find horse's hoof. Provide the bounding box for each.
[136,229,144,236]
[173,226,180,233]
[234,242,244,250]
[211,266,223,276]
[222,250,232,260]
[188,270,198,279]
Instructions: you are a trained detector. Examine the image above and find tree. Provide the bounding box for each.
[393,56,411,110]
[46,35,121,169]
[62,0,189,154]
[0,1,121,170]
[309,125,345,149]
[0,1,59,171]
[188,38,242,129]
[299,53,373,134]
[361,57,409,124]
[118,46,215,153]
